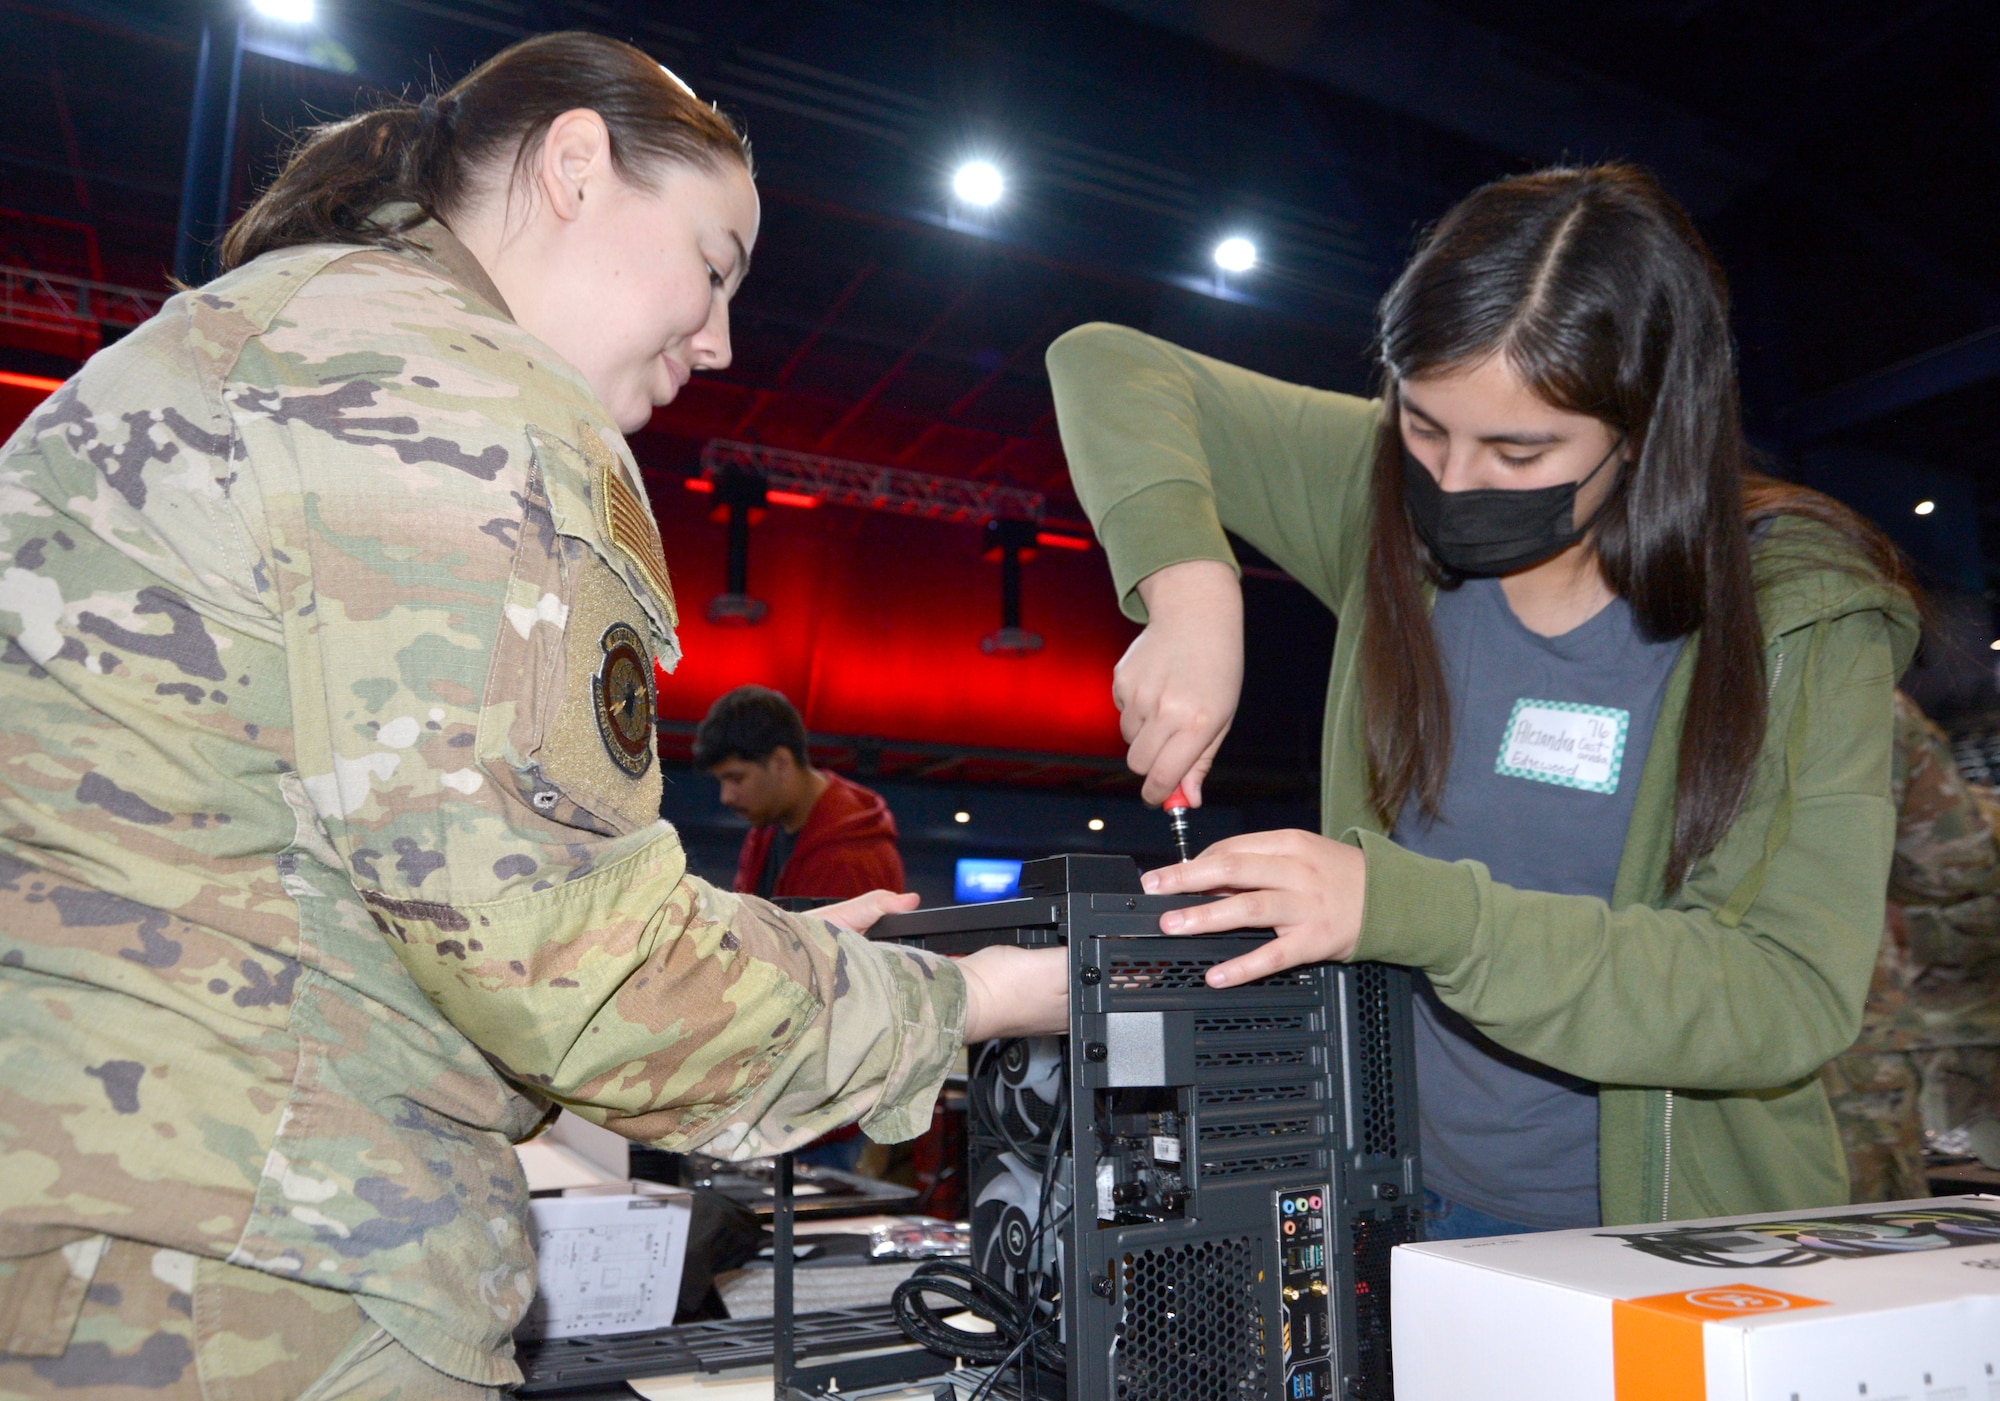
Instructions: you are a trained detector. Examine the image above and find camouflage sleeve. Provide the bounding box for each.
[232,252,962,1150]
[1886,691,2000,908]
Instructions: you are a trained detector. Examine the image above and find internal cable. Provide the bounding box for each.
[897,1051,1072,1396]
[970,1040,1057,1168]
[966,1308,1058,1401]
[1017,1092,1069,1399]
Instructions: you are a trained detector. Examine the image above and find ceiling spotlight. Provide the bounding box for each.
[1088,818,1105,832]
[251,0,315,21]
[954,810,971,824]
[1213,236,1257,273]
[952,161,1005,208]
[1914,500,1936,516]
[1990,639,2000,652]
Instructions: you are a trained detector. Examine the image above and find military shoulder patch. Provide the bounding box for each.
[593,622,656,778]
[578,424,678,628]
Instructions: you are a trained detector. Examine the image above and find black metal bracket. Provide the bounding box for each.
[768,1150,964,1399]
[773,1152,806,1400]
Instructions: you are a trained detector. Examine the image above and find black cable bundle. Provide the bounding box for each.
[889,1259,1064,1374]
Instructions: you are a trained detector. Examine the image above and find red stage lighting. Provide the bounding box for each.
[652,503,1133,757]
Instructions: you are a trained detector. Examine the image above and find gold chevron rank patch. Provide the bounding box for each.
[577,424,678,628]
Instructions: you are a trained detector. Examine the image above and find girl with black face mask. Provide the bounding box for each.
[1047,163,1919,1235]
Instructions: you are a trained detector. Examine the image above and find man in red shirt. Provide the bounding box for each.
[694,686,905,898]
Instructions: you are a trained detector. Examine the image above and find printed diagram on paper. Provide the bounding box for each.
[525,1196,688,1339]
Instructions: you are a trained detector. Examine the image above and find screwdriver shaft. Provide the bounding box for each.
[1165,784,1193,863]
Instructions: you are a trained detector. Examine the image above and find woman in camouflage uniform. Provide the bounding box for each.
[0,32,1063,1399]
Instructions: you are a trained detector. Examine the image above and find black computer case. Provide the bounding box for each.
[873,853,1423,1401]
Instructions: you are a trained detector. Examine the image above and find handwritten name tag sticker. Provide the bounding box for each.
[1495,699,1630,794]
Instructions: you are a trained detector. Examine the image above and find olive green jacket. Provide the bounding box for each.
[1047,322,1919,1226]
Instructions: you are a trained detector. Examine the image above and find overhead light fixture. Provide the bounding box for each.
[980,518,1044,656]
[703,469,770,627]
[954,810,972,824]
[1914,500,1936,516]
[1213,236,1257,273]
[251,0,315,22]
[953,160,1005,208]
[1088,818,1105,832]
[1990,639,2000,652]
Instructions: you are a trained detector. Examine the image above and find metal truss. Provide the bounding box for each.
[699,438,1047,524]
[655,720,1315,800]
[0,264,166,341]
[657,719,1136,792]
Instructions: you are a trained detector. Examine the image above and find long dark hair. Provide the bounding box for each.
[1361,163,1911,888]
[221,31,751,271]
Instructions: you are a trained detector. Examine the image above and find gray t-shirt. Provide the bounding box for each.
[1393,578,1684,1229]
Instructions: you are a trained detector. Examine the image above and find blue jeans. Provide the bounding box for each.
[1421,1189,1546,1241]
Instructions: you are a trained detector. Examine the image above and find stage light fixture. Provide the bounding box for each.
[703,469,771,627]
[953,161,1005,207]
[1914,500,1936,515]
[251,0,315,22]
[980,518,1044,656]
[1213,236,1257,273]
[1088,818,1105,832]
[954,810,972,824]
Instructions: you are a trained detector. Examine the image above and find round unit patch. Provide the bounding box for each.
[593,622,656,778]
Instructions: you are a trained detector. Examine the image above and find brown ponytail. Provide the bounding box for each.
[221,31,750,272]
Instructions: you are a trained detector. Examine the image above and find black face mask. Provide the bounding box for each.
[1401,436,1623,577]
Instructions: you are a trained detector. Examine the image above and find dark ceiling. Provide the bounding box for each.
[6,0,1994,487]
[3,0,1996,771]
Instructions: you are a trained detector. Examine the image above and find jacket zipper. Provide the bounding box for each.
[1660,1090,1675,1220]
[1661,644,1787,1222]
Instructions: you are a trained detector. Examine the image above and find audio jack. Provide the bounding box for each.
[1165,784,1193,863]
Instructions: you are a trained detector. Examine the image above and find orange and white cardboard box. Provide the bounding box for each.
[1391,1194,2000,1401]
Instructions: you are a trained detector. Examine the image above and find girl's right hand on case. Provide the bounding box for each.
[1118,560,1245,807]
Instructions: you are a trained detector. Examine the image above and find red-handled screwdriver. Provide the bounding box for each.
[1165,784,1194,863]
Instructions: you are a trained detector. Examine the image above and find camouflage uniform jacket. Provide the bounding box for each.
[1853,692,2000,1054]
[0,224,965,1384]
